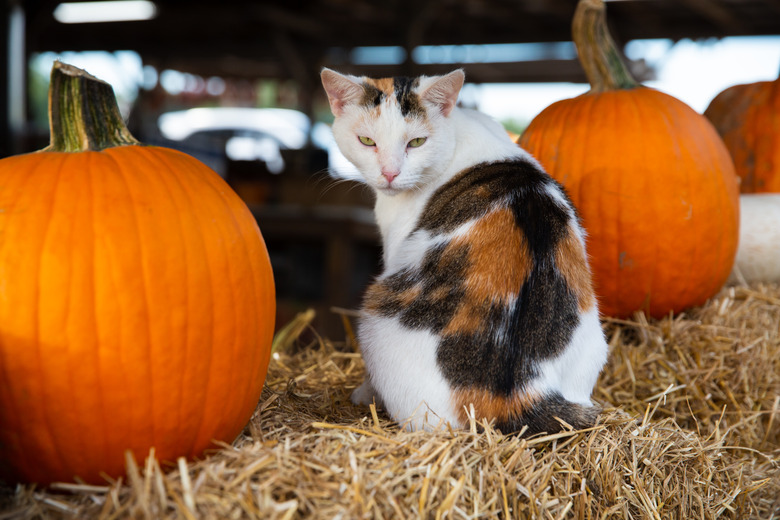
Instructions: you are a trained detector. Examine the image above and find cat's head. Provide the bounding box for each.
[321,68,465,195]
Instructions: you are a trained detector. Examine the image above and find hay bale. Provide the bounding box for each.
[2,284,779,519]
[600,284,780,451]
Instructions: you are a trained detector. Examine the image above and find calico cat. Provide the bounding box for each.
[320,68,609,434]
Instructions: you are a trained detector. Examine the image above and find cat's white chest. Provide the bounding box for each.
[374,190,435,271]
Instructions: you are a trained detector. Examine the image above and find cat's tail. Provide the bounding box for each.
[499,392,601,436]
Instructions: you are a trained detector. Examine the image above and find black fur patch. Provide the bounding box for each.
[393,77,425,118]
[361,83,384,108]
[416,160,569,242]
[437,265,579,395]
[497,392,600,436]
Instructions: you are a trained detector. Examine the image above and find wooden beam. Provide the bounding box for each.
[677,0,749,34]
[763,0,780,17]
[253,5,333,40]
[320,58,653,84]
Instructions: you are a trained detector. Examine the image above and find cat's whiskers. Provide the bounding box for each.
[313,171,370,201]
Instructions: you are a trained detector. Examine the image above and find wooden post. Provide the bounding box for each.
[2,1,26,158]
[0,3,11,158]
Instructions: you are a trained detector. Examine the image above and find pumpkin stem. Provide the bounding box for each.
[572,0,639,92]
[44,61,140,152]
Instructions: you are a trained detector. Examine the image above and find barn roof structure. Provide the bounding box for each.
[18,0,780,83]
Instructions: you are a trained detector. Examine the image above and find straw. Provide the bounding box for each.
[2,282,778,518]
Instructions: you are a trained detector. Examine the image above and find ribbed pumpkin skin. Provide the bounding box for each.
[704,78,780,193]
[0,145,275,484]
[519,88,740,318]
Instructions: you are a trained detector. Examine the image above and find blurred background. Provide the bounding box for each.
[2,0,779,336]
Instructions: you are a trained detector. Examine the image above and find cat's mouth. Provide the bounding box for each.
[376,176,405,195]
[376,175,427,196]
[377,184,404,196]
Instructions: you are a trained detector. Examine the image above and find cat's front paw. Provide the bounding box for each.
[351,380,383,408]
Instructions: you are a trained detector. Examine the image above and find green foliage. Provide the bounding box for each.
[28,60,50,130]
[500,117,528,136]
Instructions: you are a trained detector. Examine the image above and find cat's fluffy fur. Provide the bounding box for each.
[321,68,609,434]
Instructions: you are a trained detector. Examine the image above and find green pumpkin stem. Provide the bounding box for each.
[44,61,140,152]
[573,0,639,92]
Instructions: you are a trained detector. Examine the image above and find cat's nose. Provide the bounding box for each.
[382,170,400,183]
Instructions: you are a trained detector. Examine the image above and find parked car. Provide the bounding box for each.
[154,107,358,179]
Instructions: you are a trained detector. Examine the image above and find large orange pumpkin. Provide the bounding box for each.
[519,0,739,318]
[0,63,275,485]
[704,76,780,192]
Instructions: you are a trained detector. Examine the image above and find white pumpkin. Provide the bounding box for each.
[729,194,780,284]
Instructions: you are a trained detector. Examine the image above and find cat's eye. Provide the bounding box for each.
[358,136,376,146]
[408,137,427,148]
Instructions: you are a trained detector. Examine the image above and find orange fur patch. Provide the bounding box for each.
[443,301,484,336]
[428,286,451,303]
[364,282,421,313]
[453,386,540,426]
[453,208,532,303]
[364,77,395,95]
[555,227,595,312]
[439,208,531,336]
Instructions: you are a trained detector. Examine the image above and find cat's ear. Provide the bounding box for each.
[321,68,365,117]
[421,69,465,117]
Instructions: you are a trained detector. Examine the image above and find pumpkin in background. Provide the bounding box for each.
[704,76,780,192]
[0,63,276,485]
[519,0,739,319]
